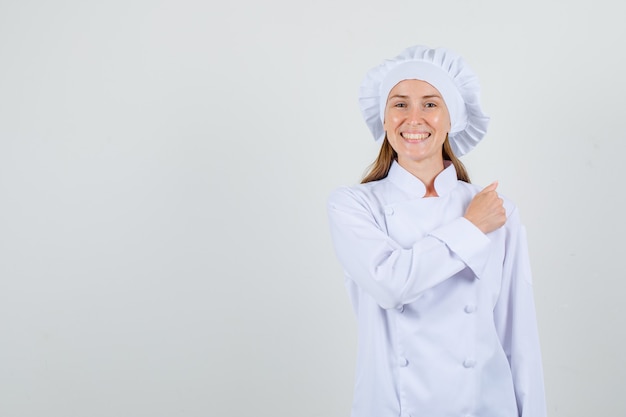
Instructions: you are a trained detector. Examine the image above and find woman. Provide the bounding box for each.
[327,45,546,417]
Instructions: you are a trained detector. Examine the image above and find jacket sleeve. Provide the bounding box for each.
[493,207,547,417]
[327,186,491,310]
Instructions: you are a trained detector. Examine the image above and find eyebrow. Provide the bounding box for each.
[388,94,442,100]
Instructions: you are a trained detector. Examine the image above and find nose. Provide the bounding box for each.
[407,106,424,125]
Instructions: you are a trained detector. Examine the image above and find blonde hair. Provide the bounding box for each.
[361,135,470,184]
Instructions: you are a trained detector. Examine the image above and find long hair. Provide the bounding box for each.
[361,135,471,184]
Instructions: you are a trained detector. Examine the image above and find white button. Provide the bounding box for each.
[464,304,476,314]
[399,357,408,367]
[463,359,476,368]
[384,207,394,215]
[397,305,404,313]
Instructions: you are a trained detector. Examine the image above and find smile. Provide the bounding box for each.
[401,132,430,141]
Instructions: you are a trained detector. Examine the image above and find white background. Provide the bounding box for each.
[1,1,624,416]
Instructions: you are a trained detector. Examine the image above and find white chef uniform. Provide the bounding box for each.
[328,160,546,417]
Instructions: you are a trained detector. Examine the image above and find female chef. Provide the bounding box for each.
[327,45,546,417]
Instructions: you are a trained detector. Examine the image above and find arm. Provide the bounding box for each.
[327,186,492,309]
[493,208,547,417]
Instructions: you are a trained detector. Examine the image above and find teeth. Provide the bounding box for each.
[403,132,430,140]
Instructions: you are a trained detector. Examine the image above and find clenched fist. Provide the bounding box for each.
[464,182,506,234]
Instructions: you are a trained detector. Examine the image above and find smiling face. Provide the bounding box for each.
[383,79,451,172]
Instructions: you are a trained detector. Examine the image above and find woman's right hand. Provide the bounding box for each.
[464,182,506,234]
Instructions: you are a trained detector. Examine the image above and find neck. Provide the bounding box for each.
[397,156,445,197]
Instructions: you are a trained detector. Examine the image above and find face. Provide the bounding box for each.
[383,79,451,170]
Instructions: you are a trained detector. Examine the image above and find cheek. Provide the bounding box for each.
[441,109,452,129]
[432,113,451,131]
[383,112,400,130]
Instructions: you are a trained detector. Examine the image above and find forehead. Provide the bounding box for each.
[387,79,443,98]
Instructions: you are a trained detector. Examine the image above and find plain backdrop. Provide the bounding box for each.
[1,1,625,416]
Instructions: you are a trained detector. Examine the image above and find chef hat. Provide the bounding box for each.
[359,45,490,157]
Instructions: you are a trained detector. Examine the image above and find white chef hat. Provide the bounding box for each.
[359,45,490,157]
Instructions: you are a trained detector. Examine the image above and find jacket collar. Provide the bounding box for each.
[386,160,459,197]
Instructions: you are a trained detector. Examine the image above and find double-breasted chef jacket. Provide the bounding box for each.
[327,161,546,417]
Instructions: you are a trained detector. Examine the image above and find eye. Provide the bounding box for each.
[425,102,437,108]
[394,102,407,108]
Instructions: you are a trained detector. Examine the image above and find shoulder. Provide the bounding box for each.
[499,192,520,223]
[327,178,396,210]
